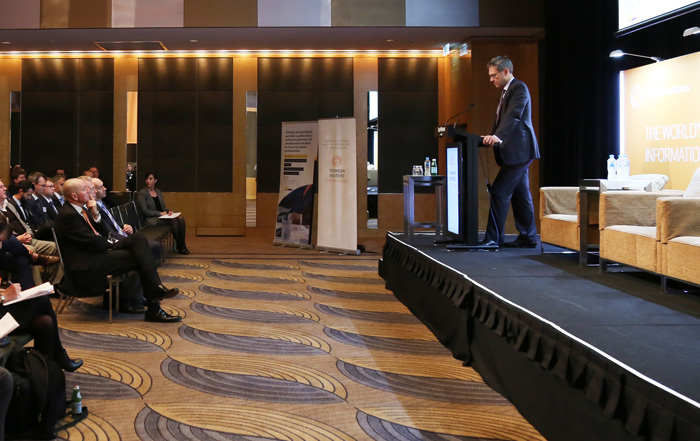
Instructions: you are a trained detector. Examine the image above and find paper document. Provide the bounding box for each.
[0,313,19,339]
[159,212,181,219]
[3,282,54,306]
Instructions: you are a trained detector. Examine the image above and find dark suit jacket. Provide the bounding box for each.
[96,203,125,239]
[28,196,52,227]
[136,187,168,226]
[491,78,540,166]
[7,197,53,240]
[38,196,59,221]
[54,204,112,296]
[51,194,65,208]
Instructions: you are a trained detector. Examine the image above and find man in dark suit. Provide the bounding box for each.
[481,55,540,248]
[54,178,180,323]
[39,177,60,221]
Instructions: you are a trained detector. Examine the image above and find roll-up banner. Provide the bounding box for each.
[273,121,318,248]
[317,118,358,254]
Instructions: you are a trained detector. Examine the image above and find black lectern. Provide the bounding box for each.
[444,126,497,250]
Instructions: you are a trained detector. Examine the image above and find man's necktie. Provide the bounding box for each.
[99,202,124,236]
[48,200,57,215]
[82,208,100,236]
[496,88,507,124]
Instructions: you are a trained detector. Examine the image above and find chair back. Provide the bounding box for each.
[110,206,123,225]
[109,191,133,205]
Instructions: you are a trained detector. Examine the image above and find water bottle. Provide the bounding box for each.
[430,159,437,175]
[71,385,82,415]
[424,157,431,176]
[618,154,630,180]
[606,155,617,181]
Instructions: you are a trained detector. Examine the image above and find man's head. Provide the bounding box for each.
[83,170,93,177]
[11,167,26,184]
[126,164,132,172]
[0,179,7,203]
[44,178,56,198]
[53,175,65,196]
[28,172,47,196]
[487,55,514,89]
[93,178,106,201]
[12,180,35,202]
[78,176,96,199]
[56,169,65,176]
[64,178,91,205]
[89,167,99,178]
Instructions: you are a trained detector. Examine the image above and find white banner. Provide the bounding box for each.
[317,118,357,254]
[273,121,318,247]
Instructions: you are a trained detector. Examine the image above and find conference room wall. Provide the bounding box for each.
[20,58,114,181]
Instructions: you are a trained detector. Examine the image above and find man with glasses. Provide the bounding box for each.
[39,178,60,221]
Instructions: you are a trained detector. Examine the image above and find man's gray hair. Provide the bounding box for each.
[487,55,514,73]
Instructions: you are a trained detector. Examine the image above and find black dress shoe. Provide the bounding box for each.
[478,239,500,247]
[145,307,182,323]
[152,285,178,301]
[177,247,191,255]
[119,304,147,314]
[501,238,537,248]
[57,350,83,372]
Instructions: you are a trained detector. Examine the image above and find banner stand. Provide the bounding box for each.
[316,118,358,255]
[273,121,318,249]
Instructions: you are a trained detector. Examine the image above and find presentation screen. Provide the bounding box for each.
[618,0,700,31]
[620,50,700,190]
[446,145,461,236]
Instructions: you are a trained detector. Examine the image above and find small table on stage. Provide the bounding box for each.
[403,175,445,239]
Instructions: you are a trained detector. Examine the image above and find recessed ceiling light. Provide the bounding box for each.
[385,39,394,42]
[190,39,198,43]
[0,42,10,45]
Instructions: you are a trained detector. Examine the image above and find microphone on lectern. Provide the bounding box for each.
[444,103,475,127]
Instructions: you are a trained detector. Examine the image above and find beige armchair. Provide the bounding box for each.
[598,191,679,273]
[540,186,598,252]
[657,196,700,287]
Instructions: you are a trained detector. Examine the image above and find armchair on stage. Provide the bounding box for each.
[599,167,700,290]
[539,187,593,252]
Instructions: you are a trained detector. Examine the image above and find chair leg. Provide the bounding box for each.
[108,276,113,324]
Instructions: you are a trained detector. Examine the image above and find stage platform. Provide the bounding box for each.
[379,232,700,441]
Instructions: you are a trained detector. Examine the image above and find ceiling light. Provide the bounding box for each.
[190,39,198,43]
[683,26,700,37]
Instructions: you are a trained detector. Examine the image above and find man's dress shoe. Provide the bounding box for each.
[501,238,538,248]
[152,285,178,301]
[177,247,191,255]
[478,239,500,247]
[145,307,182,323]
[32,254,60,266]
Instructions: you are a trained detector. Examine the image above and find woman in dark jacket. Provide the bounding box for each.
[136,172,190,254]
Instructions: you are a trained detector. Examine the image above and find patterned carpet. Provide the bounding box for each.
[52,242,545,441]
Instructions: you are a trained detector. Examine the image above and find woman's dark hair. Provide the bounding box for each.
[145,172,158,180]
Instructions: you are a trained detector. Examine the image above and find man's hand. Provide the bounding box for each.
[86,199,98,216]
[123,224,133,235]
[17,233,32,244]
[481,135,502,147]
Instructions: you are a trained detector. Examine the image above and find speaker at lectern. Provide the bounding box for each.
[443,126,497,250]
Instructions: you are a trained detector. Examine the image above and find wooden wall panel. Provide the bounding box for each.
[184,0,257,27]
[331,0,405,26]
[0,59,21,184]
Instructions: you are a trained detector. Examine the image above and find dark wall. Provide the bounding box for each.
[257,57,354,193]
[138,58,232,192]
[20,58,113,180]
[378,58,438,193]
[541,0,700,186]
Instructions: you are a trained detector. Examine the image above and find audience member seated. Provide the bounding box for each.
[55,178,181,323]
[26,172,55,229]
[0,367,10,441]
[8,166,25,196]
[40,177,60,221]
[0,179,63,286]
[137,172,190,255]
[94,178,163,314]
[0,224,82,373]
[52,174,66,207]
